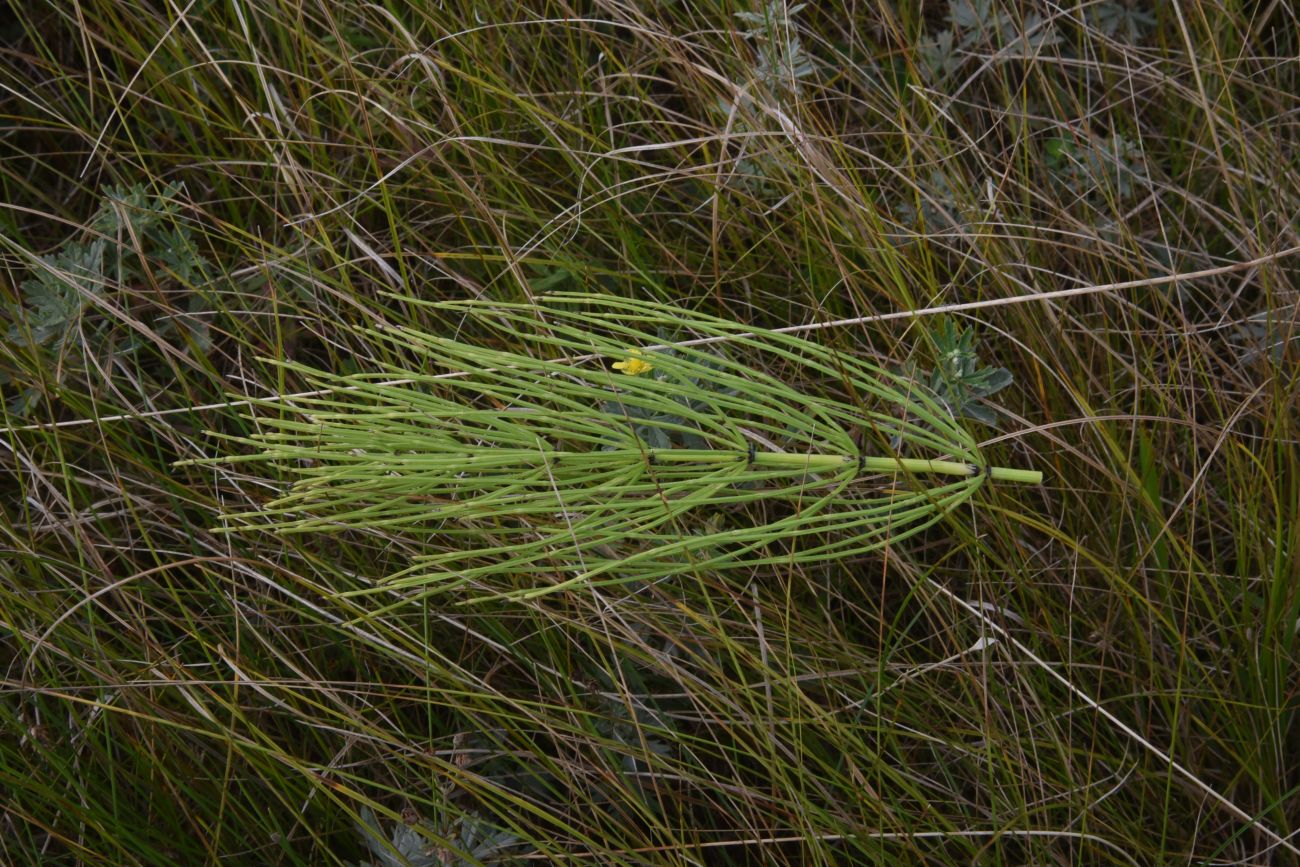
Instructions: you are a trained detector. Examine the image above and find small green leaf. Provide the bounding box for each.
[638,424,671,450]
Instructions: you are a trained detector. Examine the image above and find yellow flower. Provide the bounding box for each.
[612,350,653,376]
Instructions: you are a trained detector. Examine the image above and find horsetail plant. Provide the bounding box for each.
[184,294,1041,603]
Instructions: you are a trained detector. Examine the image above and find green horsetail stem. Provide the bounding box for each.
[183,295,1044,599]
[527,448,1042,485]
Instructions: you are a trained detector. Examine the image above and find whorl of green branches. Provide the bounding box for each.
[187,294,1040,602]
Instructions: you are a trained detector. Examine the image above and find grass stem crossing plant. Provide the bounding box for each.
[187,295,1040,601]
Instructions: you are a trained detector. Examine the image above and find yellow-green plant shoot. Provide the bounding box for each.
[185,294,1041,603]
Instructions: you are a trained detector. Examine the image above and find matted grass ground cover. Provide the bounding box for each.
[1,1,1297,864]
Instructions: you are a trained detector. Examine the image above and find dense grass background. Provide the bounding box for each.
[1,0,1297,863]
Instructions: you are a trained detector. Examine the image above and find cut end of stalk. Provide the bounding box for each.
[987,466,1044,485]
